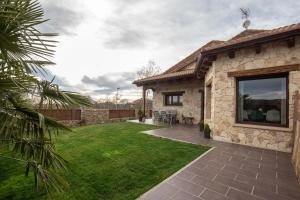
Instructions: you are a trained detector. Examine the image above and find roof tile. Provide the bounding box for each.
[133,22,300,85]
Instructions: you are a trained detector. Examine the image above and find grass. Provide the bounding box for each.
[0,122,210,200]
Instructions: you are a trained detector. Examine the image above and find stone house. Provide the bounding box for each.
[133,23,300,152]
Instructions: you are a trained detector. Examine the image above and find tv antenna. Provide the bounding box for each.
[240,8,251,29]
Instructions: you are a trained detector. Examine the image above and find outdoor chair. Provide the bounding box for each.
[167,110,177,125]
[160,111,169,123]
[153,111,162,122]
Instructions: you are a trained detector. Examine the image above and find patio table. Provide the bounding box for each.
[166,113,177,125]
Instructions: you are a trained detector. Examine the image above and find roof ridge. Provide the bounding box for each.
[230,29,268,40]
[163,40,225,74]
[205,22,300,50]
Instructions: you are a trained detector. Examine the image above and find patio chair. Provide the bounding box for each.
[153,111,162,122]
[168,110,177,124]
[182,114,187,124]
[160,111,169,123]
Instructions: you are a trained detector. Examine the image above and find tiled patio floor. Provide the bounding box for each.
[138,124,300,200]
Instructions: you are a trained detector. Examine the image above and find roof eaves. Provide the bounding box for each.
[202,29,300,55]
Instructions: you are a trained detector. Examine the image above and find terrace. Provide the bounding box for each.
[137,124,300,200]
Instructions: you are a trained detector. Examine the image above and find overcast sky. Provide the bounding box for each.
[38,0,300,101]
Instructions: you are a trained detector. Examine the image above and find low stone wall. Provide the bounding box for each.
[59,120,81,127]
[81,109,110,125]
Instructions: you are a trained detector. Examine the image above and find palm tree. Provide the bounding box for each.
[0,0,92,193]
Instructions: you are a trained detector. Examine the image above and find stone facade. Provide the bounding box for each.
[152,79,203,124]
[292,92,300,182]
[205,36,300,152]
[59,120,81,127]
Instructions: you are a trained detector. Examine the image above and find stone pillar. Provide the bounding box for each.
[142,86,146,116]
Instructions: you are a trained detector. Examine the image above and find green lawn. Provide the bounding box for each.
[0,122,210,200]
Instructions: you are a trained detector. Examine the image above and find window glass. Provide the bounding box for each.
[237,76,287,126]
[179,96,183,104]
[172,96,178,103]
[165,93,183,106]
[167,96,172,105]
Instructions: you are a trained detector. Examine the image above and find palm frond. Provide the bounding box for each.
[37,80,93,109]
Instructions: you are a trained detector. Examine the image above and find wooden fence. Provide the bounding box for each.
[37,109,136,121]
[109,110,135,119]
[292,91,300,183]
[36,109,81,121]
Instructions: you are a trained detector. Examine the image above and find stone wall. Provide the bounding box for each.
[153,79,203,124]
[81,109,110,125]
[59,120,81,127]
[292,92,300,182]
[205,36,300,152]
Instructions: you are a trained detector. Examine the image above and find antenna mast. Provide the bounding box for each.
[240,8,251,30]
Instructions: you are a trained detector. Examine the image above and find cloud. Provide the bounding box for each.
[38,0,85,35]
[102,0,300,49]
[104,19,146,48]
[81,72,138,96]
[34,68,141,99]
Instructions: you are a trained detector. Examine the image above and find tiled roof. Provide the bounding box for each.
[133,41,223,85]
[163,40,224,74]
[133,22,300,86]
[230,29,267,40]
[133,69,195,85]
[203,23,300,52]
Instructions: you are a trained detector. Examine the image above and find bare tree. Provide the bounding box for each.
[137,60,161,79]
[136,60,161,116]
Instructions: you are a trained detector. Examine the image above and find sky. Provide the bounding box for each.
[37,0,300,101]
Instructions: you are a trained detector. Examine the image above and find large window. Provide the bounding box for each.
[165,93,183,106]
[237,74,288,127]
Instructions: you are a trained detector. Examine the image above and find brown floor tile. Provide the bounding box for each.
[176,170,195,181]
[141,192,171,200]
[168,177,195,191]
[205,180,229,195]
[186,183,205,196]
[277,185,300,200]
[200,189,227,200]
[139,124,300,200]
[236,174,276,193]
[215,175,253,193]
[151,183,178,198]
[191,175,211,186]
[253,187,293,200]
[218,169,237,179]
[257,171,277,180]
[227,188,264,200]
[172,191,202,200]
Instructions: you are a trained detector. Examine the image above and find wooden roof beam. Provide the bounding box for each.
[255,45,261,54]
[228,51,235,59]
[207,55,217,61]
[287,37,295,48]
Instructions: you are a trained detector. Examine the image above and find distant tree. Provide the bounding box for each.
[136,60,160,115]
[136,60,161,80]
[0,0,92,193]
